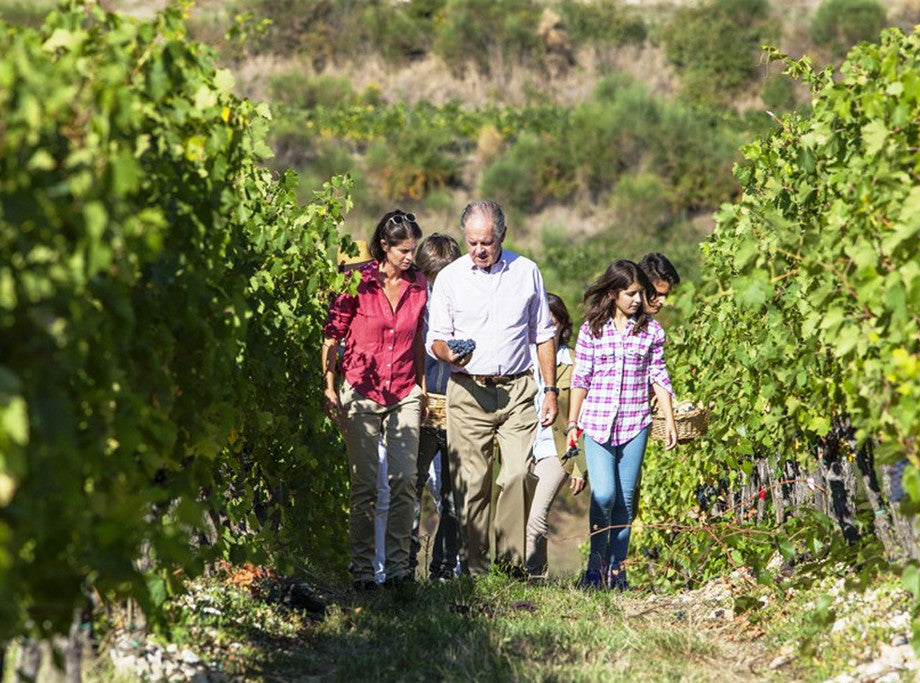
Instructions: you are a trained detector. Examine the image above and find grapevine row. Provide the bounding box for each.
[0,4,351,640]
[638,29,920,618]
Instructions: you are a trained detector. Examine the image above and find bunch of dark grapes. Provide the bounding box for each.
[696,484,724,514]
[447,338,476,360]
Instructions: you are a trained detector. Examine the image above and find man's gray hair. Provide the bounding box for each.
[460,200,506,241]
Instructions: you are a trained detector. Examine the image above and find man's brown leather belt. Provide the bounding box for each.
[453,371,529,385]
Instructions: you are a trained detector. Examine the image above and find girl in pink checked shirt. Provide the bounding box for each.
[566,260,678,591]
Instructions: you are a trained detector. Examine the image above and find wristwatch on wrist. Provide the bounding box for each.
[563,422,578,435]
[543,386,559,395]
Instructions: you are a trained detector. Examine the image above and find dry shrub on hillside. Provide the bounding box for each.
[810,0,888,59]
[889,0,920,29]
[432,0,543,76]
[474,125,506,170]
[662,0,775,105]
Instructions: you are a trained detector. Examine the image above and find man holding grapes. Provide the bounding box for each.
[427,200,558,577]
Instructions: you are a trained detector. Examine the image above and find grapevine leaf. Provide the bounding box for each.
[862,119,888,155]
[146,573,168,608]
[733,271,772,309]
[84,201,107,240]
[214,68,235,93]
[806,415,830,435]
[0,472,16,506]
[882,187,920,251]
[776,535,795,561]
[903,465,920,503]
[902,564,920,599]
[1,398,29,446]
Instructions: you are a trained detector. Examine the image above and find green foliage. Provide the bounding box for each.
[810,0,888,59]
[265,69,741,221]
[224,0,440,64]
[760,74,798,112]
[649,103,743,210]
[0,0,56,27]
[224,0,354,63]
[219,0,652,71]
[556,0,646,45]
[364,109,465,200]
[287,101,565,143]
[0,3,350,640]
[358,0,443,61]
[268,72,358,109]
[663,0,775,105]
[686,30,920,465]
[609,173,675,232]
[475,77,742,214]
[432,0,542,74]
[565,87,656,197]
[638,27,920,602]
[479,132,573,210]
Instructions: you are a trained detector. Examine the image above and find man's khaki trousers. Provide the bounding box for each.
[339,381,422,582]
[447,373,537,576]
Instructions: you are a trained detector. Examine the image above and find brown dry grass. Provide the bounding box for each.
[229,45,678,110]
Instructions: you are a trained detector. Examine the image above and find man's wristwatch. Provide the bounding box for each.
[543,386,559,395]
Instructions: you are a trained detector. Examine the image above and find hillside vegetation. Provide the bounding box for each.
[5,0,913,305]
[184,0,917,309]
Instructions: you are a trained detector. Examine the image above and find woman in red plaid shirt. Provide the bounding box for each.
[567,260,678,590]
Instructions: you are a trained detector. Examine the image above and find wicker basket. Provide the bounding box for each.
[423,393,448,431]
[651,400,709,442]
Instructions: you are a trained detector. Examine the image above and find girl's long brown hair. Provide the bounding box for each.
[582,259,652,337]
[546,293,573,347]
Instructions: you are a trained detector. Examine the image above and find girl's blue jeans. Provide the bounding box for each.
[584,427,650,571]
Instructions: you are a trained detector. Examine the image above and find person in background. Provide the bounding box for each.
[411,233,463,581]
[639,252,680,316]
[633,252,682,520]
[567,260,678,591]
[322,210,428,591]
[427,200,557,577]
[524,293,587,580]
[372,438,390,584]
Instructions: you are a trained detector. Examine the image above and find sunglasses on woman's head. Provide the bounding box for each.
[389,212,416,225]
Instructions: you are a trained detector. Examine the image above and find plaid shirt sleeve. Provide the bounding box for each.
[648,323,673,395]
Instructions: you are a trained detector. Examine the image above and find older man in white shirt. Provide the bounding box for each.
[427,200,558,577]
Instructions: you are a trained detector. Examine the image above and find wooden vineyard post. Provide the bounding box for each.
[819,430,860,544]
[850,439,901,560]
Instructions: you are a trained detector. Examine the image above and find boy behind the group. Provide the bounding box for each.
[639,252,680,316]
[411,233,463,579]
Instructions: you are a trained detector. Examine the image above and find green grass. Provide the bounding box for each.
[5,564,914,681]
[153,571,766,681]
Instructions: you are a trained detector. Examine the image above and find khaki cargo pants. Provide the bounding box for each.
[339,380,422,582]
[447,373,537,576]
